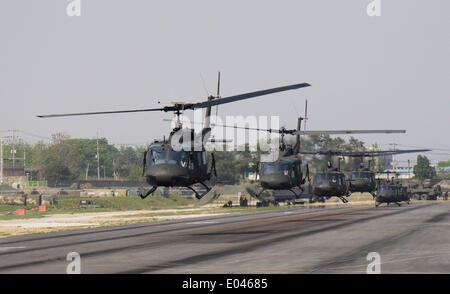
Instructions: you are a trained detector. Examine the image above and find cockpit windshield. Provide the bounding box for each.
[314,173,342,184]
[350,172,373,181]
[148,149,190,167]
[261,162,291,176]
[378,185,396,192]
[150,150,166,165]
[167,150,189,167]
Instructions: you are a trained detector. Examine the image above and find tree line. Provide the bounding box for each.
[1,133,443,182]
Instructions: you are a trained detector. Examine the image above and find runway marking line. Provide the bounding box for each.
[0,246,26,252]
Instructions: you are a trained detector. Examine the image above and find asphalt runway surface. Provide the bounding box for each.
[0,202,449,274]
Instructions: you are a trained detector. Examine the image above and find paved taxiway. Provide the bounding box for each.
[0,202,449,274]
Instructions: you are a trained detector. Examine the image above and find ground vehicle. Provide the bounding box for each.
[408,180,442,200]
[79,200,103,209]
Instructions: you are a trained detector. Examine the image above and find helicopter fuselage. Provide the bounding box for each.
[348,171,376,194]
[311,171,348,199]
[375,183,410,206]
[258,160,303,191]
[143,142,209,187]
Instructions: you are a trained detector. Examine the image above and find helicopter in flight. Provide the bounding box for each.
[374,173,411,207]
[207,111,410,204]
[300,148,428,203]
[37,79,311,199]
[244,124,409,202]
[346,149,430,198]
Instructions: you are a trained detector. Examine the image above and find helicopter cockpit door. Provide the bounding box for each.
[142,151,148,175]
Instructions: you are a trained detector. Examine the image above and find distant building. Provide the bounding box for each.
[377,166,414,179]
[1,166,45,183]
[1,167,26,183]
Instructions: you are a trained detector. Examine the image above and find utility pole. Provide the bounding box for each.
[85,163,90,181]
[1,136,11,184]
[96,133,100,180]
[408,159,411,179]
[389,142,397,171]
[9,129,18,168]
[0,139,3,184]
[112,159,116,180]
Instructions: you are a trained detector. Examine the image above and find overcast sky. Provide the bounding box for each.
[0,0,449,165]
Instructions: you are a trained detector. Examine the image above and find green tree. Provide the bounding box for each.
[437,160,450,168]
[413,155,436,180]
[43,161,75,181]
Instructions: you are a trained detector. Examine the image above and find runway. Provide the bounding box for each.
[0,202,449,274]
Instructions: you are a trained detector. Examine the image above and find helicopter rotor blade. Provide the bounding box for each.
[292,130,406,135]
[211,123,285,134]
[206,126,406,136]
[191,83,311,109]
[299,149,431,157]
[37,107,169,118]
[207,127,406,136]
[164,118,290,134]
[37,82,310,118]
[340,149,431,157]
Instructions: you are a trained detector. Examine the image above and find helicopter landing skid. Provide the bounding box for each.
[338,196,349,203]
[288,188,303,199]
[187,182,212,200]
[245,186,264,201]
[139,186,158,199]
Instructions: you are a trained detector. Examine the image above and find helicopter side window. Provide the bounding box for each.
[146,151,152,166]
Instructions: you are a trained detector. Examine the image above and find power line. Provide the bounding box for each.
[16,130,52,141]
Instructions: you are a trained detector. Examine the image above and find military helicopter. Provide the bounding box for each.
[208,112,409,204]
[170,116,307,205]
[300,148,427,203]
[37,80,311,199]
[346,149,430,197]
[374,173,411,207]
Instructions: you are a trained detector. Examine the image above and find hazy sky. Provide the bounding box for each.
[1,1,449,166]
